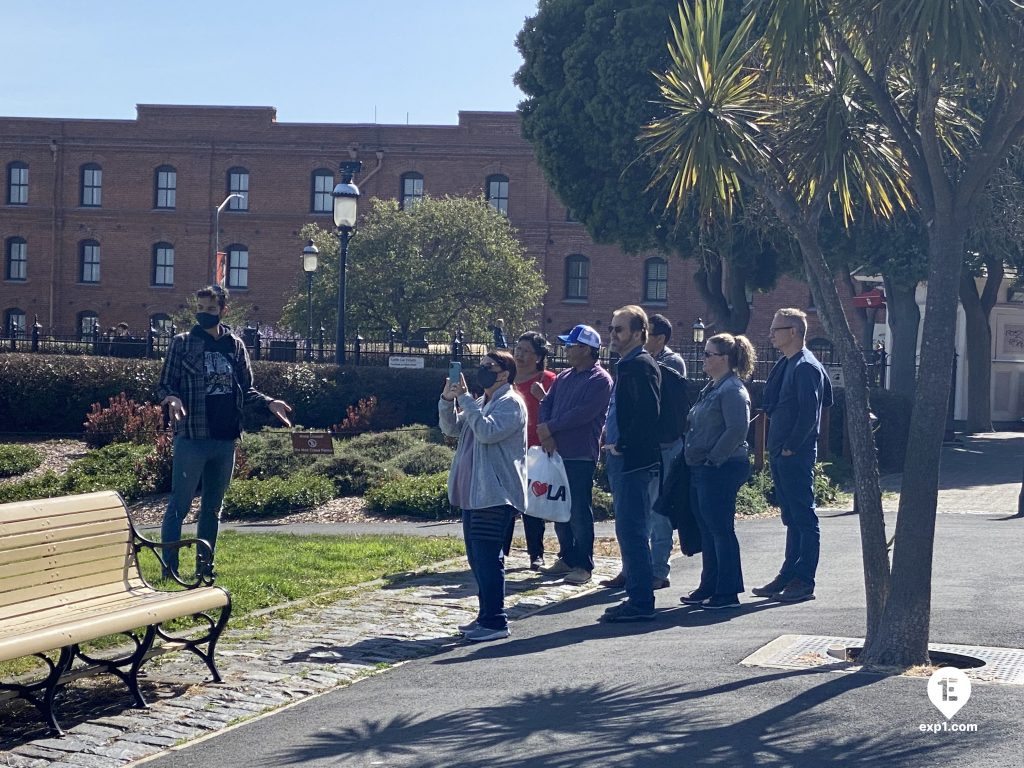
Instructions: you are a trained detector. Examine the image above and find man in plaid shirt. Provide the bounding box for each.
[158,285,292,578]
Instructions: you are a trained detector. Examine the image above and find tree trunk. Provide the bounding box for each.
[958,263,1002,434]
[793,225,891,642]
[859,217,968,668]
[692,255,751,334]
[882,276,921,399]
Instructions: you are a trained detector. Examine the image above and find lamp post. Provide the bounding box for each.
[332,161,362,364]
[302,240,319,362]
[214,193,246,286]
[692,317,706,344]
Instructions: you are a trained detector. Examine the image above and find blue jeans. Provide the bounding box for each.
[770,450,819,587]
[606,452,658,612]
[690,458,749,597]
[161,436,236,575]
[462,506,517,630]
[554,459,596,572]
[649,439,684,579]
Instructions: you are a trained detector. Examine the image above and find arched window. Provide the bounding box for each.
[400,172,424,210]
[311,168,334,213]
[7,161,28,205]
[80,240,100,283]
[643,257,668,303]
[5,237,27,281]
[80,163,102,207]
[77,310,100,341]
[153,242,174,286]
[486,174,509,214]
[565,254,589,300]
[227,167,249,210]
[154,165,177,209]
[4,308,26,338]
[226,244,249,289]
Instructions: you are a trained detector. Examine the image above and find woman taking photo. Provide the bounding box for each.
[681,333,755,610]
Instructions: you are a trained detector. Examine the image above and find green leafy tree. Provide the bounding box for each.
[515,0,796,333]
[280,196,546,342]
[643,0,1024,668]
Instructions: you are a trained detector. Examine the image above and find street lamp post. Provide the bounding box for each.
[214,193,246,286]
[302,240,319,362]
[332,161,362,365]
[692,317,706,344]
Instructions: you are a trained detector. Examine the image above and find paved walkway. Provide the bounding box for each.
[1,434,1021,767]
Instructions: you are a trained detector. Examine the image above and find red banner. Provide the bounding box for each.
[215,251,226,288]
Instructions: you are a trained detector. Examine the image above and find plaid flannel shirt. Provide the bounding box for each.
[157,326,272,440]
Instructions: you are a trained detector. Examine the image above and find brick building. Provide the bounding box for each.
[0,105,827,346]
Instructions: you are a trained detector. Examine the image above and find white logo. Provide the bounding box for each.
[927,667,971,720]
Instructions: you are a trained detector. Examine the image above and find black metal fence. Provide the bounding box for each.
[0,323,889,388]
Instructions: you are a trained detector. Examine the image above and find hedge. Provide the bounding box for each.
[0,354,446,435]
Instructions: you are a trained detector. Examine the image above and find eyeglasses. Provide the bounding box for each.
[769,326,795,334]
[704,350,726,358]
[608,325,626,334]
[480,362,502,371]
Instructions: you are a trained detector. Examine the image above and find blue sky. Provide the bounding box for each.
[1,0,539,125]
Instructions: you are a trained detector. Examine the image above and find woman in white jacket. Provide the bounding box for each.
[439,349,527,642]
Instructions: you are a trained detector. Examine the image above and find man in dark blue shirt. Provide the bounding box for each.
[753,308,833,603]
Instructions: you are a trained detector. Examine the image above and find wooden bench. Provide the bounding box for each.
[0,490,231,735]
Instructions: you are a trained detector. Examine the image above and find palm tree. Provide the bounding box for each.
[644,0,1024,667]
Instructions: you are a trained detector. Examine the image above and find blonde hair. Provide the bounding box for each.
[707,333,755,380]
[775,308,808,339]
[613,305,649,343]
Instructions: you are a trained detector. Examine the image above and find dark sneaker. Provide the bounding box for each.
[751,576,788,598]
[563,567,592,585]
[774,579,816,603]
[602,602,656,622]
[701,595,741,610]
[599,572,626,588]
[652,576,671,590]
[464,625,510,642]
[680,589,712,605]
[530,557,545,571]
[540,558,572,576]
[457,620,479,634]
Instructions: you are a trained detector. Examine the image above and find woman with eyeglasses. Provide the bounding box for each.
[439,349,528,642]
[680,333,755,610]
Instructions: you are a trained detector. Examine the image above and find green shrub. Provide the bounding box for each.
[0,444,42,478]
[0,471,71,504]
[343,429,427,462]
[387,442,455,476]
[737,469,774,516]
[237,429,309,479]
[592,487,614,520]
[365,472,454,520]
[309,451,401,496]
[0,442,158,503]
[222,474,336,520]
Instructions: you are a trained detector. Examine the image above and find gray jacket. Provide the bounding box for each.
[439,384,528,512]
[684,373,751,466]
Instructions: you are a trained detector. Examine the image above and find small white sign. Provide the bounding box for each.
[827,365,844,387]
[388,355,425,369]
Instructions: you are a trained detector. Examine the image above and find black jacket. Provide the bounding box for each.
[652,450,701,556]
[612,349,661,471]
[762,348,834,455]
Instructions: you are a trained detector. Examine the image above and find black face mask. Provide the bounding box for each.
[196,312,220,329]
[477,365,500,389]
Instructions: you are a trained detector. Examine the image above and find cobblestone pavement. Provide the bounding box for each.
[0,551,623,767]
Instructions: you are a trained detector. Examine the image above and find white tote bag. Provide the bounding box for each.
[524,446,572,523]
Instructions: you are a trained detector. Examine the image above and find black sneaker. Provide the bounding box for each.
[602,602,656,622]
[529,557,544,571]
[751,576,788,597]
[680,589,712,605]
[774,579,815,602]
[701,595,741,610]
[599,572,626,588]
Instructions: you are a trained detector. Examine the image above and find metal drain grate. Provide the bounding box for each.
[741,634,1024,685]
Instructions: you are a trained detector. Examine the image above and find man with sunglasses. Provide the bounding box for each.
[600,306,662,622]
[753,308,833,603]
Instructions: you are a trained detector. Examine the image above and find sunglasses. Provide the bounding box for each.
[769,326,795,334]
[608,325,628,334]
[704,350,726,358]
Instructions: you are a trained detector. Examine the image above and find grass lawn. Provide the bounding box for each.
[0,532,465,680]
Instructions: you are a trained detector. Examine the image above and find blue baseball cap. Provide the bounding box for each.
[558,324,602,349]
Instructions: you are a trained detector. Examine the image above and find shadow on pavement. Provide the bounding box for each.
[268,673,959,767]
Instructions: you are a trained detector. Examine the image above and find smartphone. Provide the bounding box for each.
[447,361,462,385]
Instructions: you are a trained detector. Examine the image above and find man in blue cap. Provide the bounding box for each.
[536,324,613,585]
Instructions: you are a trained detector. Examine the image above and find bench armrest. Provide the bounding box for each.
[131,523,217,589]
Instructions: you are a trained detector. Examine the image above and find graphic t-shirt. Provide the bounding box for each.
[202,331,240,440]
